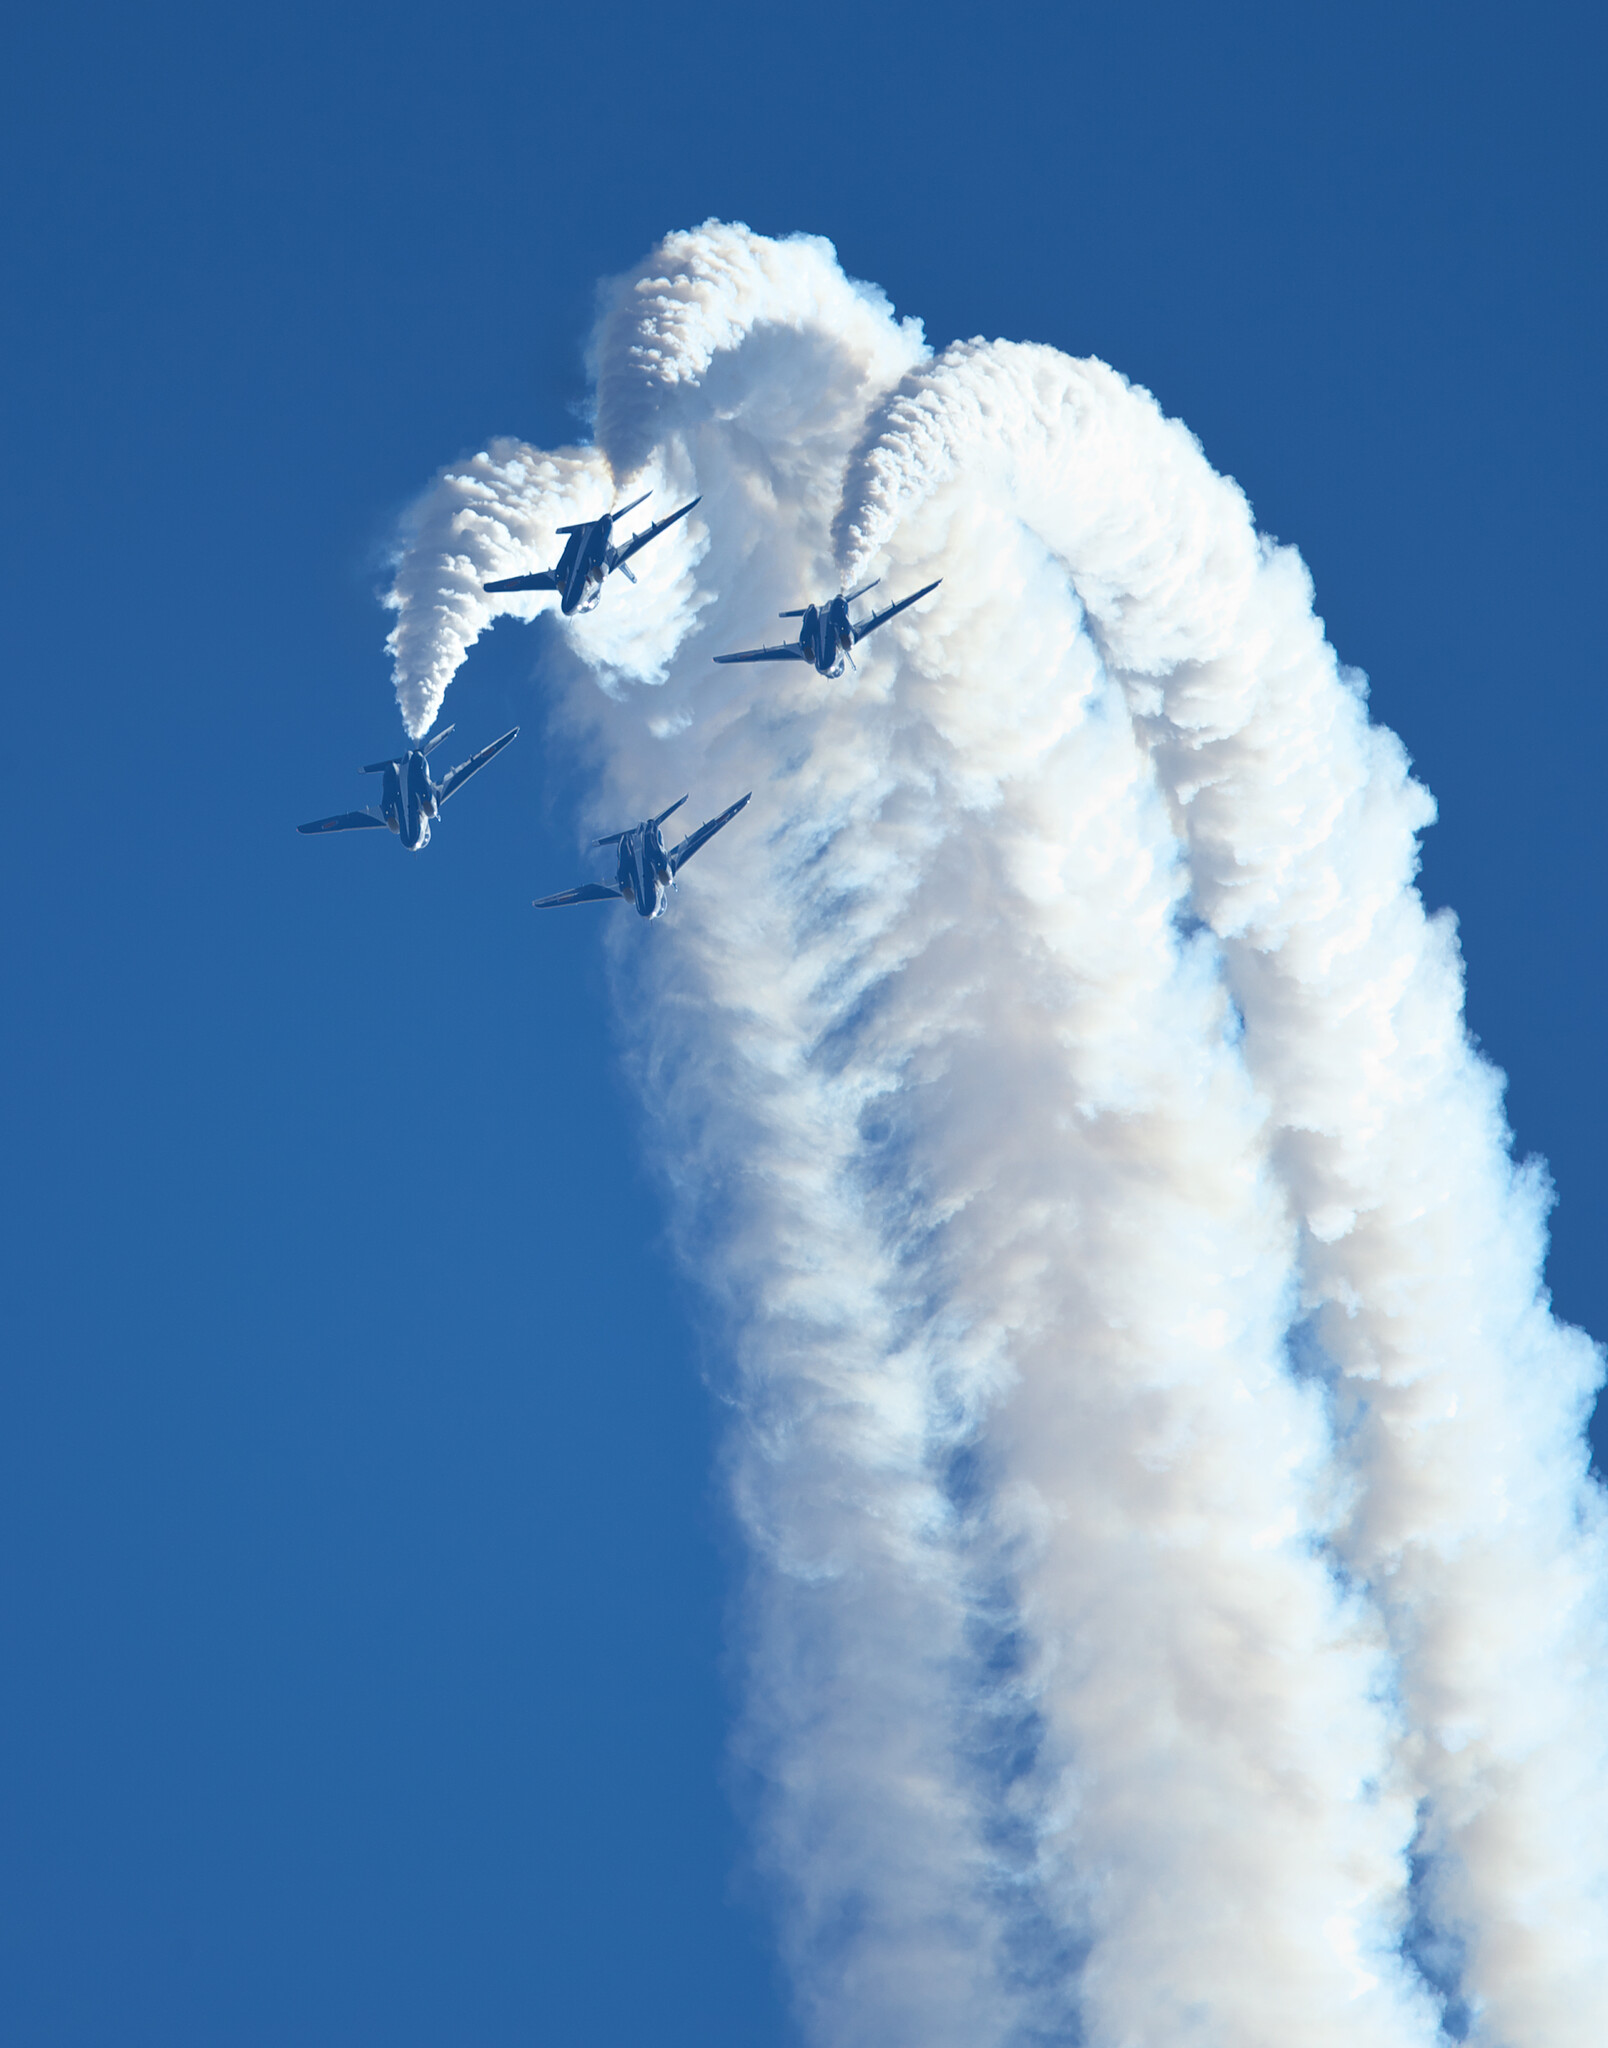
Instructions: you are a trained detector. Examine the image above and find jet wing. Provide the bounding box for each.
[297,808,388,834]
[533,882,626,909]
[436,726,520,804]
[484,569,560,594]
[712,643,810,665]
[610,495,701,570]
[668,792,751,875]
[848,577,943,645]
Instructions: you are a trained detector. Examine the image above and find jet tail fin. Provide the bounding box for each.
[610,491,651,522]
[422,724,455,755]
[778,608,807,618]
[592,792,686,842]
[361,757,400,774]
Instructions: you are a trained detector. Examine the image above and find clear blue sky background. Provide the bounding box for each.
[2,4,1602,2042]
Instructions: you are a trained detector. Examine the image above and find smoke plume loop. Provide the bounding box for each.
[387,222,1608,2048]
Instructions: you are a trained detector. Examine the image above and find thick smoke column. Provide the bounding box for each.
[387,225,1608,2046]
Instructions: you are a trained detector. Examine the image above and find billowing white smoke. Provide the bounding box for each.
[387,224,1608,2047]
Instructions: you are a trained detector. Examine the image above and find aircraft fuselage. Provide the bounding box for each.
[615,819,675,918]
[376,750,441,851]
[299,723,519,851]
[559,517,614,615]
[484,494,697,619]
[794,596,856,677]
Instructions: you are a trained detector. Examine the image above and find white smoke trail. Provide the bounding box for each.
[385,224,1608,2046]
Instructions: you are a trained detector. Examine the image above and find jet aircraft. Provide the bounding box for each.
[534,792,751,920]
[482,492,701,616]
[297,724,519,852]
[713,576,941,678]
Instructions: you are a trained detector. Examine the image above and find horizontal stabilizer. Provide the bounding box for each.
[533,882,625,909]
[668,791,751,875]
[298,808,388,835]
[778,608,807,618]
[361,757,400,774]
[484,569,561,593]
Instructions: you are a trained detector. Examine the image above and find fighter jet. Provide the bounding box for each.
[297,724,518,853]
[535,792,751,919]
[482,492,701,617]
[713,577,941,679]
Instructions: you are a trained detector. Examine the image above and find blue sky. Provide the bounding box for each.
[2,4,1603,2042]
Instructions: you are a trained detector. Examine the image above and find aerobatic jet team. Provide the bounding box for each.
[298,494,941,922]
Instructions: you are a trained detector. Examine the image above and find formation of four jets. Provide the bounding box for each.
[298,494,942,920]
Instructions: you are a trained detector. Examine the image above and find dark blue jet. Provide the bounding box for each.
[534,792,751,920]
[713,576,941,679]
[482,492,702,617]
[297,724,519,853]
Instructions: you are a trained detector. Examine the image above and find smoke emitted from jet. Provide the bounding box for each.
[387,224,1608,2046]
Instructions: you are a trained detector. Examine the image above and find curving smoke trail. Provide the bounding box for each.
[386,224,1608,2047]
